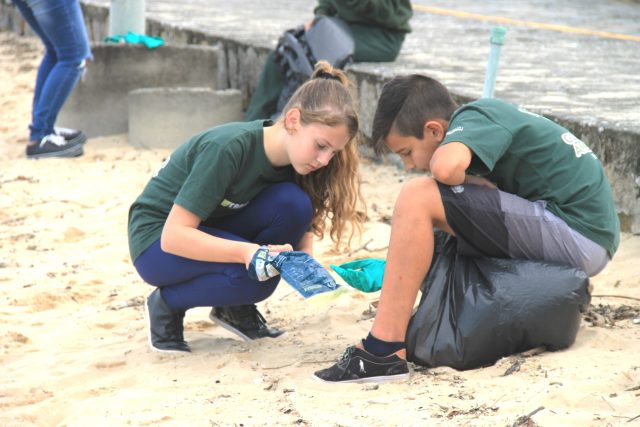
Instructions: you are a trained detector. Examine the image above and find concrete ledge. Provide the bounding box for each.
[128,87,242,149]
[1,1,637,232]
[58,43,221,137]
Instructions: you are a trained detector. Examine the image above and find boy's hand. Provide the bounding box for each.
[464,174,497,189]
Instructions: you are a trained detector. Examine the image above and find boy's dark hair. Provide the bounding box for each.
[371,75,458,155]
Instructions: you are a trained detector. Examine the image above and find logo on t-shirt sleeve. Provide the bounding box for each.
[446,126,464,136]
[220,199,249,209]
[561,132,594,158]
[152,155,171,178]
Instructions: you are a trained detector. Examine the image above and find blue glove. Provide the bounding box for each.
[272,251,339,299]
[330,258,386,293]
[104,32,165,49]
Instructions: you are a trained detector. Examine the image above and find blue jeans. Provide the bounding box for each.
[12,0,92,141]
[133,182,313,312]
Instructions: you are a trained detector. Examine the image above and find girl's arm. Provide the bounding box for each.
[161,203,260,267]
[296,231,315,256]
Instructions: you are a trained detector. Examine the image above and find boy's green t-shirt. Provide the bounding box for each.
[441,98,620,257]
[127,120,294,262]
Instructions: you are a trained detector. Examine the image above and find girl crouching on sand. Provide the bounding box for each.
[128,61,363,352]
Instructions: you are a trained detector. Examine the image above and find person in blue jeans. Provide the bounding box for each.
[128,62,364,353]
[12,0,92,159]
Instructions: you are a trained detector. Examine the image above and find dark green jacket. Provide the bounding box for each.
[315,0,413,34]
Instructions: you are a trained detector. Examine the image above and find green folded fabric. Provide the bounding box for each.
[330,258,386,293]
[104,32,165,49]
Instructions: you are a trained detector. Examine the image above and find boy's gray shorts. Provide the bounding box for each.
[437,183,609,277]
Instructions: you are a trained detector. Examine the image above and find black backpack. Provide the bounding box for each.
[273,16,355,118]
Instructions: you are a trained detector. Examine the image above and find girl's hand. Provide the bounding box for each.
[244,244,291,270]
[266,243,293,254]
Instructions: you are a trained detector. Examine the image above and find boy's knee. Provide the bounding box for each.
[398,176,439,204]
[396,177,445,219]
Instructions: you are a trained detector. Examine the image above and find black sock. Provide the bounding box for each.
[362,332,405,357]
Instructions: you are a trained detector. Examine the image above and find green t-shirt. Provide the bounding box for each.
[128,120,294,261]
[442,99,620,257]
[314,0,413,33]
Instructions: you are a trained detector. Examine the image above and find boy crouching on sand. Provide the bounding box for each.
[313,74,619,383]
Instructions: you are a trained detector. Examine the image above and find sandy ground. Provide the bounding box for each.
[1,30,639,427]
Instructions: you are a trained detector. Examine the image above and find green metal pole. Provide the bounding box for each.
[482,26,507,98]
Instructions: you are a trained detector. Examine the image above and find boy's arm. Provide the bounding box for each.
[429,142,473,186]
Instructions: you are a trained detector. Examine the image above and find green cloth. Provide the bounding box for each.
[348,24,406,62]
[104,32,164,49]
[330,258,386,292]
[442,99,620,257]
[127,120,294,261]
[244,52,286,122]
[314,0,413,33]
[244,1,411,121]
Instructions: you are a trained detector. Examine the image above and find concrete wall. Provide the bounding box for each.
[1,1,638,233]
[128,87,242,149]
[57,43,220,137]
[75,2,269,111]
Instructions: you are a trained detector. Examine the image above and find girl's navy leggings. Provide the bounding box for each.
[133,182,312,312]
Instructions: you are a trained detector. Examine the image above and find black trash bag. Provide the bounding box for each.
[405,232,591,370]
[273,15,354,118]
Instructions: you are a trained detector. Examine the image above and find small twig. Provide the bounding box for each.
[363,241,389,252]
[26,199,93,209]
[625,385,640,392]
[348,238,374,256]
[601,396,616,411]
[299,359,335,365]
[502,358,523,376]
[520,346,546,357]
[109,296,144,310]
[262,359,335,369]
[262,362,295,370]
[592,294,640,302]
[278,290,296,301]
[512,406,544,427]
[627,414,640,423]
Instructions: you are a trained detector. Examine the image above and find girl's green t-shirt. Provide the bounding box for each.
[128,120,293,261]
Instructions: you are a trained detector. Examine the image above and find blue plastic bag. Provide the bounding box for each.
[274,251,340,299]
[247,248,339,298]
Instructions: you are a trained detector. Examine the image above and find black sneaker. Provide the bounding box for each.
[313,343,410,384]
[54,126,87,144]
[209,304,285,341]
[26,133,83,159]
[145,288,191,353]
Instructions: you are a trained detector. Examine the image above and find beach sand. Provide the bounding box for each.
[1,30,639,427]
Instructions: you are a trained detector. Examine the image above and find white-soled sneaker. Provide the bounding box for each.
[313,342,410,384]
[54,126,87,144]
[26,133,83,159]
